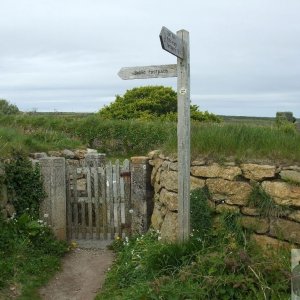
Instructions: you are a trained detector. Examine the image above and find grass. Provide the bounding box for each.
[0,214,68,299]
[0,113,299,162]
[96,189,291,299]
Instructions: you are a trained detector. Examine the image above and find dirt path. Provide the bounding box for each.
[39,246,114,300]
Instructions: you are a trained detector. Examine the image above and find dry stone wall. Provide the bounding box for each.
[149,151,300,247]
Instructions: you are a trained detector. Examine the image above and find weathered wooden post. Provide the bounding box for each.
[118,26,191,242]
[176,30,190,242]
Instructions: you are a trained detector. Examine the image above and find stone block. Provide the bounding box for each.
[206,178,252,206]
[190,176,205,191]
[48,151,62,157]
[288,210,300,223]
[74,149,87,160]
[215,204,240,214]
[280,170,300,184]
[160,188,178,211]
[262,181,300,207]
[147,150,161,160]
[160,211,178,242]
[240,216,269,234]
[151,204,165,230]
[160,170,178,192]
[241,207,260,216]
[270,218,300,244]
[191,163,241,180]
[250,234,290,251]
[31,152,48,159]
[62,149,75,159]
[241,164,276,181]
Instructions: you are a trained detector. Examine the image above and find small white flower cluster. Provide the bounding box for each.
[123,236,130,246]
[38,219,48,226]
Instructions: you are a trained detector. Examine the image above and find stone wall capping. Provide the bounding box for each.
[191,164,242,181]
[30,152,48,159]
[159,154,166,160]
[191,159,206,166]
[48,150,62,157]
[148,150,161,160]
[62,149,75,159]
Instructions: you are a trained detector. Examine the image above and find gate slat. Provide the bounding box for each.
[115,160,121,237]
[87,167,93,239]
[73,167,79,239]
[112,164,118,238]
[93,167,100,239]
[120,163,125,237]
[77,168,86,239]
[99,166,107,240]
[123,159,131,237]
[66,165,72,240]
[106,162,114,239]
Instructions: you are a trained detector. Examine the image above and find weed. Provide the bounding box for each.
[248,186,291,218]
[97,188,290,299]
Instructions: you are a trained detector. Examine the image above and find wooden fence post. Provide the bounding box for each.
[39,157,67,240]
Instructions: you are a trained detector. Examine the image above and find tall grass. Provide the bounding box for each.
[0,114,299,161]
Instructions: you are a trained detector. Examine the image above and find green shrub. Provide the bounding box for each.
[0,213,67,295]
[0,99,19,115]
[98,86,220,122]
[4,150,46,218]
[190,187,213,236]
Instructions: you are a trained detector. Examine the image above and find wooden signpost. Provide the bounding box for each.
[118,26,190,242]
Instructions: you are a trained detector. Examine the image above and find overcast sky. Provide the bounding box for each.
[0,0,299,117]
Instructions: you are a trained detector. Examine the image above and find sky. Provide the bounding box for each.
[0,0,299,117]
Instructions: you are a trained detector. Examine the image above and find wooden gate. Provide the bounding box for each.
[66,160,131,240]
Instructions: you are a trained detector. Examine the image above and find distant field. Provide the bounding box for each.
[0,113,299,162]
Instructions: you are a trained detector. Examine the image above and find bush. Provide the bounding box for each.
[4,150,46,218]
[0,99,19,115]
[98,86,220,122]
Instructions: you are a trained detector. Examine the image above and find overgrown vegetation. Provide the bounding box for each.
[97,188,290,299]
[0,114,299,161]
[98,86,221,122]
[5,150,46,218]
[0,99,19,115]
[248,185,292,218]
[0,152,68,299]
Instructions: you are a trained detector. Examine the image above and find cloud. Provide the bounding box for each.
[0,0,299,116]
